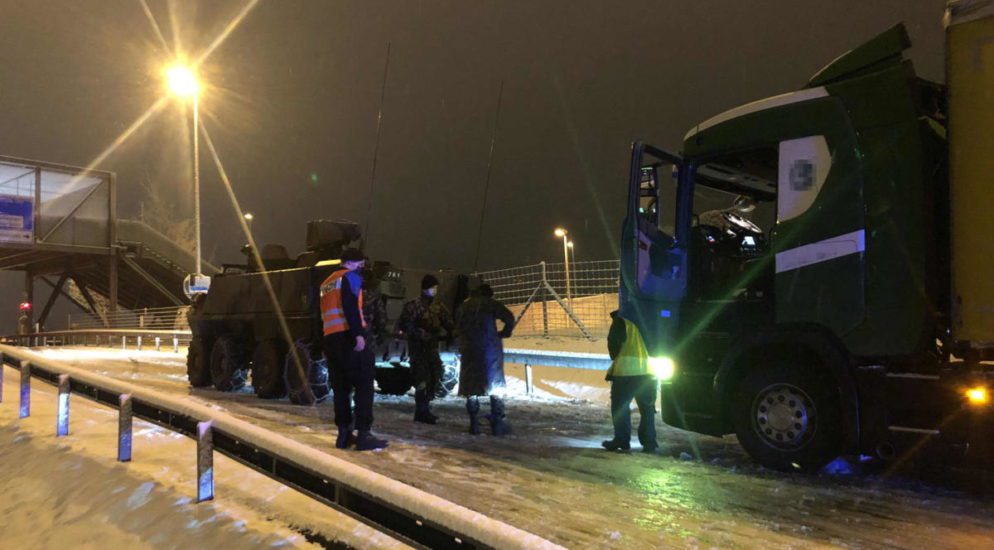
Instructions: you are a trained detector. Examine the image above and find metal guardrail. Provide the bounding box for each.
[503,349,611,395]
[69,305,190,331]
[4,329,192,352]
[0,344,561,550]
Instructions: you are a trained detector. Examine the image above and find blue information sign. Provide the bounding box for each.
[0,195,34,242]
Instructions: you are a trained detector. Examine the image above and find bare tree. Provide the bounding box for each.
[139,172,196,252]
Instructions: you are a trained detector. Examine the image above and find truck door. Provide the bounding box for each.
[619,142,687,356]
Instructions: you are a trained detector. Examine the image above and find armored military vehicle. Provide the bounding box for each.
[186,220,469,404]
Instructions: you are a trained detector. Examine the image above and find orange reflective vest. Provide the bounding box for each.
[320,269,366,336]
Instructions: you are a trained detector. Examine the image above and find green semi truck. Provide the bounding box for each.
[620,7,994,470]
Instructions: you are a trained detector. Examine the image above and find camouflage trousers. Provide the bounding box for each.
[409,341,443,400]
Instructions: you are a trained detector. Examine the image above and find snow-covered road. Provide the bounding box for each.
[22,346,994,549]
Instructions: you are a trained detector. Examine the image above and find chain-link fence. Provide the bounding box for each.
[475,260,619,340]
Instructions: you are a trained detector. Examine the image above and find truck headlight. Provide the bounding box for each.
[649,356,676,382]
[966,386,990,406]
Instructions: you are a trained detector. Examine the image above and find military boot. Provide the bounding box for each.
[487,395,512,436]
[466,397,481,435]
[413,389,438,424]
[355,431,388,451]
[335,424,356,449]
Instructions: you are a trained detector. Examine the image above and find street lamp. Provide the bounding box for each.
[243,212,254,229]
[553,227,572,307]
[165,63,209,297]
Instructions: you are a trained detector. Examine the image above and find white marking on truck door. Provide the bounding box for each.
[775,229,865,273]
[777,136,831,222]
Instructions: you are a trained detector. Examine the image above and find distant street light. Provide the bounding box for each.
[165,63,208,296]
[244,212,254,228]
[553,227,572,308]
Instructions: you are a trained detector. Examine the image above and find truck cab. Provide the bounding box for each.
[619,22,994,470]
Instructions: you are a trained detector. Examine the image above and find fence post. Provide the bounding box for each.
[57,374,70,437]
[121,335,127,350]
[118,394,133,462]
[197,421,214,502]
[137,336,143,351]
[19,361,31,418]
[0,352,4,403]
[155,337,161,351]
[540,262,549,338]
[525,361,534,395]
[173,337,179,354]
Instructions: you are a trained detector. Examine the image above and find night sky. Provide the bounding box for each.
[0,1,947,324]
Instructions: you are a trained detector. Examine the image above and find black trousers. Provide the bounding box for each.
[409,340,443,399]
[323,333,375,432]
[609,375,658,448]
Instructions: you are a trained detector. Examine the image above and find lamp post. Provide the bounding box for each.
[165,64,208,296]
[567,239,575,288]
[243,212,254,230]
[554,228,572,307]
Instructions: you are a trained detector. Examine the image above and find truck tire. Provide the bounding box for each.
[187,337,213,387]
[284,340,330,405]
[210,336,248,392]
[731,361,843,472]
[252,339,287,399]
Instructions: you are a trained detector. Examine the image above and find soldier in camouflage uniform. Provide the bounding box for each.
[398,274,454,424]
[361,267,388,350]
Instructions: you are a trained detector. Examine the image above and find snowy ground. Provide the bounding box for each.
[0,363,411,549]
[11,345,994,549]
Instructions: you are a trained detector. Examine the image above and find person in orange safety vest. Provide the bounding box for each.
[320,248,387,451]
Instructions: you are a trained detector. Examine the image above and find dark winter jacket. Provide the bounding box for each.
[607,310,626,360]
[456,296,515,396]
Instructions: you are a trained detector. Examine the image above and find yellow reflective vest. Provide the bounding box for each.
[606,318,650,378]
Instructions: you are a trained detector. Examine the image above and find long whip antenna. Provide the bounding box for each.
[472,79,504,271]
[362,42,392,251]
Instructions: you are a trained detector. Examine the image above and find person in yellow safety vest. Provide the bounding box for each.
[602,310,658,452]
[320,248,387,451]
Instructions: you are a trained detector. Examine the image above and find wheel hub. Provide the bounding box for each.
[752,383,815,450]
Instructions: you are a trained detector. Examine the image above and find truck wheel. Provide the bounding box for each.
[731,361,843,472]
[284,340,330,405]
[187,337,213,387]
[252,340,287,399]
[210,336,248,392]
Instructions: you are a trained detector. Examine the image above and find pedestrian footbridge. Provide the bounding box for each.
[0,155,217,330]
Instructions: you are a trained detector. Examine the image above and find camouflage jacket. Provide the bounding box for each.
[362,289,388,343]
[398,295,454,343]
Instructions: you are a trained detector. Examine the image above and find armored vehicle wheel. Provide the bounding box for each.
[375,365,413,395]
[210,336,248,392]
[731,361,843,472]
[187,336,213,387]
[435,362,459,398]
[284,340,330,405]
[252,339,287,399]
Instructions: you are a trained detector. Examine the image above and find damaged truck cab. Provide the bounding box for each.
[621,14,994,470]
